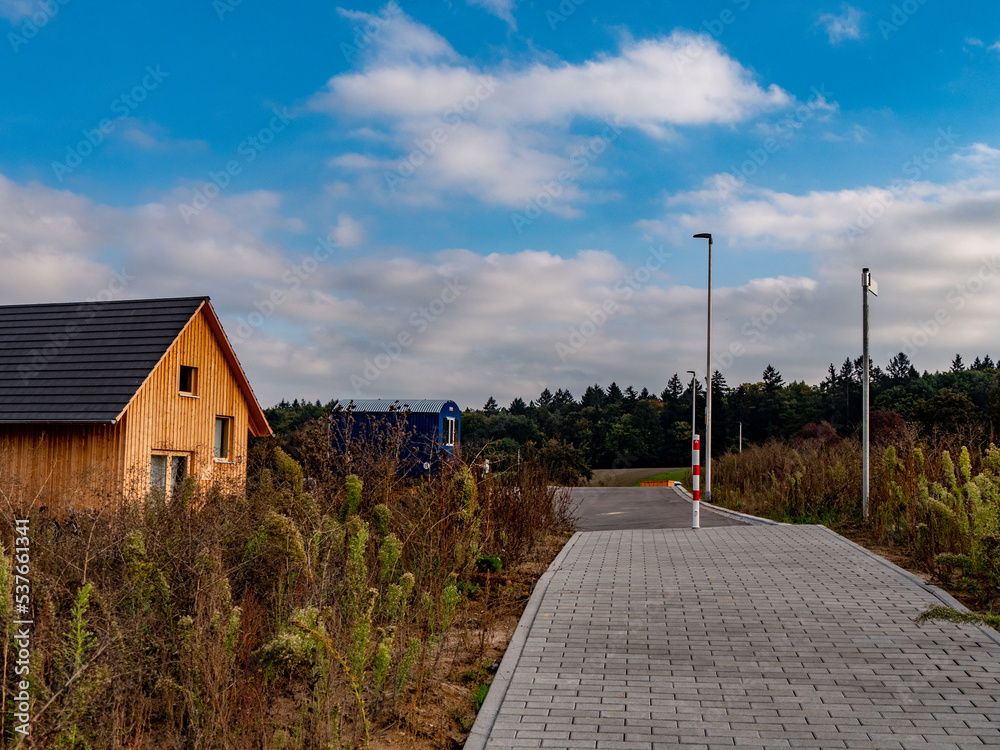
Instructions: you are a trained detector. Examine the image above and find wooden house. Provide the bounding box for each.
[0,296,271,507]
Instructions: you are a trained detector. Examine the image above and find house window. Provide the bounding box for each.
[444,417,456,447]
[179,365,198,395]
[215,416,232,460]
[150,454,189,501]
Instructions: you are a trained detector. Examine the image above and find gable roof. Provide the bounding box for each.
[0,296,271,435]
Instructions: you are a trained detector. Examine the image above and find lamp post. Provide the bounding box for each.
[862,268,878,521]
[693,233,713,503]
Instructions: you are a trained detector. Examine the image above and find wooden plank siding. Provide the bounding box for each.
[120,303,252,498]
[0,421,127,507]
[0,302,259,508]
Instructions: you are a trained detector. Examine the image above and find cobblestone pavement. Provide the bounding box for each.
[466,525,1000,749]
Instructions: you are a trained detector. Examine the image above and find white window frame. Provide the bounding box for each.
[444,416,456,447]
[150,452,190,502]
[214,416,233,461]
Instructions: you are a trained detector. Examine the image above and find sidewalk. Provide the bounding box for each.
[465,525,1000,749]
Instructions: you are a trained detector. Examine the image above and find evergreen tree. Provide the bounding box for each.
[537,388,554,407]
[951,353,965,372]
[762,365,784,392]
[483,396,499,415]
[887,352,918,381]
[661,373,684,403]
[553,388,575,409]
[509,396,528,415]
[581,384,606,408]
[606,381,625,405]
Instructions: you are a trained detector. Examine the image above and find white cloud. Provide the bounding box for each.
[311,13,792,215]
[466,0,516,27]
[817,5,865,44]
[642,153,1000,380]
[0,170,831,405]
[331,213,366,248]
[337,7,456,67]
[0,0,35,23]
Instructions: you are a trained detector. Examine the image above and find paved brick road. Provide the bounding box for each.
[466,525,1000,749]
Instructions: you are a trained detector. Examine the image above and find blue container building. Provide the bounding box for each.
[333,399,461,477]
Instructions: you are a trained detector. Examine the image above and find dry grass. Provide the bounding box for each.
[0,420,572,749]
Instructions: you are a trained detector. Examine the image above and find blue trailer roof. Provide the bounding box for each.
[343,399,458,414]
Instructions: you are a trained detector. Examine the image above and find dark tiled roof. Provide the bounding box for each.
[0,297,207,423]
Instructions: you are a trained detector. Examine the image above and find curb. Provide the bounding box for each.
[814,525,1000,648]
[463,531,581,750]
[670,484,782,526]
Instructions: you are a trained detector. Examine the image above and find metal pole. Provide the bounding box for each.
[693,233,713,504]
[692,434,700,528]
[687,370,696,440]
[862,268,871,521]
[706,237,713,503]
[739,421,742,453]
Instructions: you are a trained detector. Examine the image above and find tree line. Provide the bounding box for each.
[461,351,1000,471]
[261,351,1000,474]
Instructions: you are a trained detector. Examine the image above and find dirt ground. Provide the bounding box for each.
[587,467,680,487]
[370,532,572,750]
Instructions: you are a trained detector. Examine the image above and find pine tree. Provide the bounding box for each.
[951,353,965,372]
[537,388,553,407]
[606,382,625,404]
[509,397,528,415]
[887,352,918,381]
[762,365,784,392]
[483,396,499,415]
[581,384,606,408]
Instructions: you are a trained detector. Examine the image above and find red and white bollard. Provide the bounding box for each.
[692,434,700,529]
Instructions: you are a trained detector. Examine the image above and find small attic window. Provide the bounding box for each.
[179,365,198,395]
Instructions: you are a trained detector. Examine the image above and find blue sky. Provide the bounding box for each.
[2,0,999,409]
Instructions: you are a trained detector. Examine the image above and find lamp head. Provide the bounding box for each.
[693,233,712,240]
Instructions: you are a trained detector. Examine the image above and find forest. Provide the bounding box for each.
[264,351,1000,477]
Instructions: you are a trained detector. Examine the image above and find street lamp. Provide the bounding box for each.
[693,233,713,503]
[862,268,878,521]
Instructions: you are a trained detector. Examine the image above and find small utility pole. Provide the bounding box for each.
[862,268,878,521]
